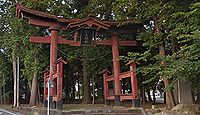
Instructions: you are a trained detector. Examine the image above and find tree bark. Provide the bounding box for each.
[26,81,31,102]
[78,79,80,99]
[141,85,147,104]
[196,93,200,104]
[72,80,75,100]
[12,55,17,107]
[171,38,179,105]
[153,16,175,109]
[82,61,91,104]
[147,88,153,102]
[38,83,41,103]
[29,70,38,107]
[0,84,2,105]
[29,57,38,107]
[152,86,156,104]
[3,75,6,105]
[82,47,91,104]
[159,40,175,109]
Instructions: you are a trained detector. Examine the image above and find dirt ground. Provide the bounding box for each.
[1,103,200,115]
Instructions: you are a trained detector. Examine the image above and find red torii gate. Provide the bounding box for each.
[16,4,141,109]
[43,57,67,109]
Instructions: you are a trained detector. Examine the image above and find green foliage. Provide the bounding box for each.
[168,1,200,92]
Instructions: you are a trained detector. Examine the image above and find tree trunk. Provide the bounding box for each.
[92,75,95,105]
[29,57,38,107]
[29,71,38,107]
[82,47,91,104]
[82,65,91,104]
[3,75,6,105]
[64,83,69,103]
[38,83,41,103]
[160,43,175,109]
[141,85,147,104]
[153,16,175,109]
[196,93,200,104]
[26,81,31,103]
[152,86,156,104]
[0,85,2,105]
[147,88,153,102]
[171,38,179,105]
[12,55,17,107]
[72,80,75,100]
[78,79,80,99]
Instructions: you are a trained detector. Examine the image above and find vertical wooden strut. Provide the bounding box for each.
[49,26,59,107]
[49,26,59,78]
[130,62,140,107]
[111,34,121,106]
[56,62,63,109]
[102,69,109,105]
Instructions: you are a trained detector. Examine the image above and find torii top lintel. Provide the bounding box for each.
[16,4,142,34]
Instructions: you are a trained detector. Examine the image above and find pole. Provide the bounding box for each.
[47,79,50,115]
[48,26,59,108]
[111,34,121,106]
[17,56,20,108]
[13,57,17,107]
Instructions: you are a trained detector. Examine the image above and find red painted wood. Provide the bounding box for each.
[120,95,133,100]
[30,36,50,43]
[49,27,59,78]
[118,40,137,46]
[48,26,59,97]
[106,95,115,100]
[105,75,114,82]
[130,63,138,99]
[111,35,121,96]
[52,79,57,96]
[57,62,63,101]
[103,72,108,100]
[119,71,131,80]
[30,36,136,46]
[29,18,58,28]
[53,97,58,101]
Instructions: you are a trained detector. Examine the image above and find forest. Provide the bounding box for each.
[0,0,200,111]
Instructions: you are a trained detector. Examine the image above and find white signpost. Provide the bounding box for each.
[46,80,53,115]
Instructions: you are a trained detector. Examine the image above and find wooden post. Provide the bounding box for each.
[56,62,63,110]
[111,34,121,106]
[103,70,109,105]
[130,62,140,107]
[49,26,59,108]
[49,26,59,79]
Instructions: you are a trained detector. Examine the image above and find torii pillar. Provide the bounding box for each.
[111,34,121,106]
[48,26,59,107]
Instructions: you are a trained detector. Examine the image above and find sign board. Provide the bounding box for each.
[46,80,54,88]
